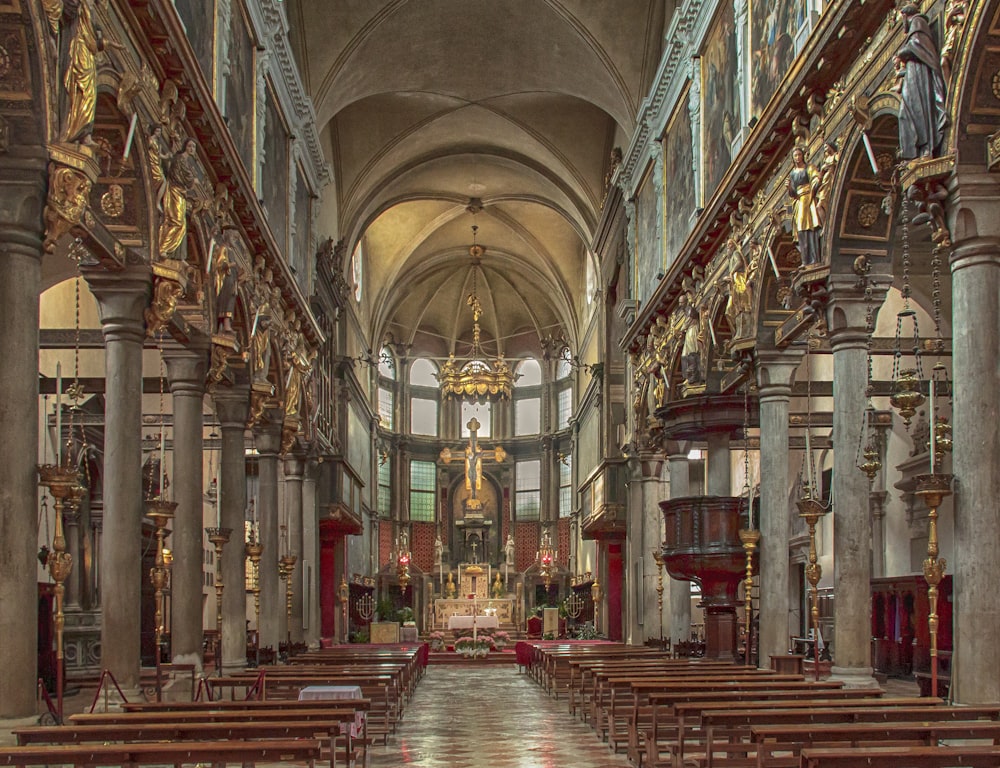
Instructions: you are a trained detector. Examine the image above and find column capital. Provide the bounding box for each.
[950,236,1000,274]
[0,151,48,260]
[824,273,888,351]
[82,265,152,345]
[754,350,802,398]
[254,421,283,456]
[283,455,305,479]
[213,387,250,430]
[947,165,1000,244]
[663,440,692,461]
[162,344,209,397]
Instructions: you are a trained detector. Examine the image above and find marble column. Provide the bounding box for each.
[213,389,248,673]
[255,420,282,650]
[948,177,1000,703]
[754,352,799,670]
[163,347,207,666]
[825,275,884,688]
[0,149,46,719]
[283,455,305,642]
[636,456,667,644]
[666,444,692,645]
[705,432,731,496]
[302,458,320,647]
[63,506,83,610]
[85,265,151,696]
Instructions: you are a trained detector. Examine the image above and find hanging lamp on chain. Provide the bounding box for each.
[857,269,882,482]
[889,196,926,428]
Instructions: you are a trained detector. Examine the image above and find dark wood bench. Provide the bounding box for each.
[799,745,1000,768]
[753,720,1000,768]
[0,739,323,767]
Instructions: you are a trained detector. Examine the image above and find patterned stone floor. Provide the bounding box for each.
[369,665,633,767]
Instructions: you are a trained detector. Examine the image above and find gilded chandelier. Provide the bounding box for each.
[438,227,516,401]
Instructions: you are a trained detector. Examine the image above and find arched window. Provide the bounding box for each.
[409,358,438,387]
[460,400,491,438]
[556,349,573,380]
[514,358,541,436]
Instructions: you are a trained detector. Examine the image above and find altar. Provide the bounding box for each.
[435,598,513,628]
[447,614,500,631]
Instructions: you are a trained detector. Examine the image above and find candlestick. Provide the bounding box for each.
[487,564,491,588]
[56,363,62,466]
[804,425,813,490]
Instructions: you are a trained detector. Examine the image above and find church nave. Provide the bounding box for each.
[369,665,631,768]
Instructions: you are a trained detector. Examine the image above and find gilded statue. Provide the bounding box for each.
[815,141,839,226]
[940,0,967,82]
[249,302,273,386]
[895,5,948,160]
[283,330,312,420]
[212,230,239,335]
[46,0,102,144]
[722,238,757,342]
[786,146,822,267]
[157,138,199,260]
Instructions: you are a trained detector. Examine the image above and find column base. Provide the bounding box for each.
[828,665,880,689]
[90,686,143,712]
[0,715,43,731]
[171,652,204,673]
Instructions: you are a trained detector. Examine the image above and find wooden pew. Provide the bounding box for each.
[752,720,1000,768]
[0,739,324,767]
[799,745,1000,768]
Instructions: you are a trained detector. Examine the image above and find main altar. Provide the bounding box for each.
[434,564,514,627]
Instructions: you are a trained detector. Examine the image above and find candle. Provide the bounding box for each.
[216,478,222,528]
[929,378,936,475]
[487,564,491,588]
[804,424,813,490]
[55,362,62,465]
[458,565,461,589]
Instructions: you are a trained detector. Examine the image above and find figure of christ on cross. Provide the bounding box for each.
[439,416,506,511]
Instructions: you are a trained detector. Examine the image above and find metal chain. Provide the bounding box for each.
[900,194,912,307]
[857,278,876,469]
[743,384,752,502]
[804,333,816,489]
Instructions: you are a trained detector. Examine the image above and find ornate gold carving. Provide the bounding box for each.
[988,129,1000,171]
[857,201,880,228]
[246,381,274,430]
[43,146,98,252]
[992,70,1000,101]
[207,333,239,389]
[144,277,183,337]
[941,0,968,82]
[0,43,11,80]
[99,183,124,217]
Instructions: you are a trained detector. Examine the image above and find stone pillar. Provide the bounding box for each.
[705,432,731,496]
[85,265,151,696]
[631,456,666,645]
[213,389,248,673]
[754,353,799,669]
[283,455,305,643]
[63,507,83,610]
[666,445,692,645]
[163,347,207,666]
[302,458,320,647]
[255,421,282,650]
[825,275,884,688]
[948,180,1000,702]
[0,149,46,719]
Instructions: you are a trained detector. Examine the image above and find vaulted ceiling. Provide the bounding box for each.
[286,0,667,357]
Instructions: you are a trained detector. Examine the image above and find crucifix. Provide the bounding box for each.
[439,417,506,513]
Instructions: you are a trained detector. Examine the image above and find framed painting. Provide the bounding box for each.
[225,0,255,180]
[173,0,216,89]
[701,0,742,202]
[664,85,695,265]
[263,83,290,255]
[633,163,661,307]
[750,0,808,118]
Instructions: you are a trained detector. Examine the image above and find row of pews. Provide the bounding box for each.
[0,643,428,768]
[519,641,1000,768]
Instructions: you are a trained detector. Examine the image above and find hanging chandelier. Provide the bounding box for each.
[438,226,516,402]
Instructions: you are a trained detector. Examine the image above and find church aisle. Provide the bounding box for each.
[369,665,634,767]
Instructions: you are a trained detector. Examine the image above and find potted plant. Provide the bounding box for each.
[454,635,493,658]
[493,630,510,650]
[428,630,446,652]
[398,606,416,626]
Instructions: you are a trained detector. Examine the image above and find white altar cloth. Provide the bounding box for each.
[447,615,499,630]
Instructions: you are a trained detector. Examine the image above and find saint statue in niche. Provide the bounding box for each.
[786,146,822,267]
[895,5,948,160]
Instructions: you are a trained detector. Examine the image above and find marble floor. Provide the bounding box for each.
[369,665,633,768]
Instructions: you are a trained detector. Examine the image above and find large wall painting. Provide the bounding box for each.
[664,86,695,266]
[263,85,289,254]
[225,0,255,179]
[634,164,661,308]
[701,1,742,202]
[174,0,215,87]
[750,0,808,118]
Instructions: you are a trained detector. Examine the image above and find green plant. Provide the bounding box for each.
[542,631,555,640]
[376,598,398,623]
[398,606,415,624]
[350,629,370,644]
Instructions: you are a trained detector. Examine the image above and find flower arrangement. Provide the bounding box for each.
[454,635,493,657]
[429,631,446,652]
[493,630,510,649]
